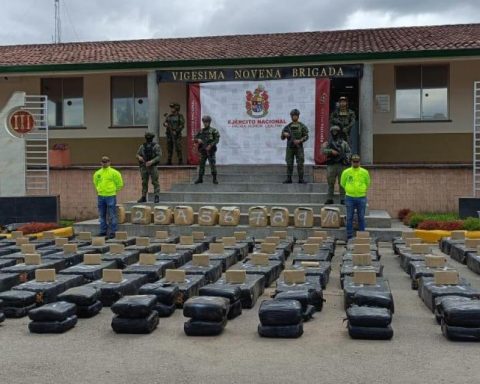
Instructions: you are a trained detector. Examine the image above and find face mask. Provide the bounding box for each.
[146,138,153,143]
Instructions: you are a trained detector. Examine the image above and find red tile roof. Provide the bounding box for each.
[1,23,480,69]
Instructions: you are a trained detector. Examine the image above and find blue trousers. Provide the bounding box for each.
[98,195,117,235]
[345,196,367,239]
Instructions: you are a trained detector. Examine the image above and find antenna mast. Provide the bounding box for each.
[54,0,61,43]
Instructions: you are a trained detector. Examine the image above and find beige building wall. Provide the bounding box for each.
[372,58,478,163]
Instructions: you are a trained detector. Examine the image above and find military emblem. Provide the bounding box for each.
[246,85,269,118]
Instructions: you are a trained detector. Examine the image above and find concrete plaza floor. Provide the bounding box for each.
[0,243,479,384]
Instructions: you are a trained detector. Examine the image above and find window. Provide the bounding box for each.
[395,65,449,121]
[41,78,84,127]
[111,76,148,126]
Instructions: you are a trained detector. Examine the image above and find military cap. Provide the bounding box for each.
[201,115,212,122]
[339,96,348,101]
[169,102,180,110]
[290,108,300,116]
[351,154,360,161]
[330,125,341,132]
[144,132,155,139]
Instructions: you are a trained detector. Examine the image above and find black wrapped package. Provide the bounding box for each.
[435,296,473,324]
[258,323,304,338]
[153,302,176,317]
[1,259,66,282]
[57,286,100,307]
[441,320,480,341]
[290,261,331,289]
[346,305,392,327]
[154,250,192,268]
[398,252,425,274]
[252,246,287,263]
[181,261,223,284]
[203,275,265,309]
[184,318,226,336]
[275,277,324,311]
[0,273,21,293]
[111,310,159,334]
[303,305,315,321]
[0,259,17,269]
[157,275,205,308]
[230,260,283,288]
[77,300,103,318]
[138,282,180,306]
[86,273,149,307]
[466,253,480,275]
[150,235,180,244]
[42,250,87,268]
[258,299,303,326]
[348,323,394,340]
[441,298,480,327]
[183,296,230,322]
[28,301,77,322]
[3,303,36,318]
[101,250,140,269]
[29,315,78,334]
[0,311,5,323]
[352,290,395,313]
[449,243,472,265]
[123,260,175,283]
[199,284,242,304]
[292,251,330,264]
[342,251,379,263]
[343,276,393,311]
[175,243,207,255]
[0,290,37,307]
[202,249,238,271]
[13,274,85,305]
[224,243,249,261]
[111,295,157,319]
[419,278,480,312]
[274,290,316,312]
[106,236,137,247]
[59,261,117,282]
[227,299,242,320]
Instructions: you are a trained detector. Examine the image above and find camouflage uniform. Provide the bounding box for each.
[321,126,351,204]
[281,112,309,183]
[164,104,185,165]
[330,108,356,143]
[137,136,161,202]
[194,123,220,184]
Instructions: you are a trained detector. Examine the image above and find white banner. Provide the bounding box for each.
[199,79,316,164]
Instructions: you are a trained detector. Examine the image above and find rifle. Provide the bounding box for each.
[328,138,350,166]
[163,113,180,138]
[196,129,217,156]
[283,125,301,148]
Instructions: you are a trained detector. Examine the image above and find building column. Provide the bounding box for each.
[359,63,374,164]
[147,71,159,137]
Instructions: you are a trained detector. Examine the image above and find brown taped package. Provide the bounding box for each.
[78,232,92,241]
[180,235,194,245]
[109,244,125,254]
[155,231,169,240]
[425,254,447,268]
[353,270,377,285]
[55,238,68,247]
[174,206,194,225]
[411,244,431,254]
[198,206,219,226]
[43,231,56,240]
[63,244,78,253]
[131,205,152,225]
[402,231,416,239]
[320,207,341,228]
[25,254,41,265]
[314,230,328,238]
[116,204,126,224]
[222,237,237,246]
[162,244,177,254]
[294,207,314,228]
[139,254,156,265]
[209,243,225,254]
[115,231,128,241]
[192,231,205,241]
[21,244,36,254]
[273,231,288,239]
[450,231,466,240]
[353,244,371,254]
[219,207,241,226]
[103,269,123,283]
[434,270,459,285]
[249,206,268,227]
[405,238,422,246]
[465,238,480,248]
[353,237,371,245]
[270,207,289,227]
[251,253,269,266]
[226,270,246,284]
[301,261,320,267]
[261,243,276,254]
[303,243,320,255]
[165,269,185,283]
[352,253,372,266]
[234,231,247,241]
[306,237,324,245]
[36,269,56,282]
[265,236,281,245]
[135,237,150,247]
[284,270,306,284]
[84,254,102,265]
[154,206,173,225]
[16,237,29,246]
[11,231,24,239]
[356,231,370,238]
[92,237,106,246]
[192,254,210,267]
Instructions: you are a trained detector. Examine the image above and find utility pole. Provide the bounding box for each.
[54,0,61,43]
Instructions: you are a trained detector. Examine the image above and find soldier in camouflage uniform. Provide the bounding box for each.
[321,125,351,204]
[281,109,309,184]
[194,115,220,185]
[163,102,185,165]
[329,96,356,144]
[136,132,161,203]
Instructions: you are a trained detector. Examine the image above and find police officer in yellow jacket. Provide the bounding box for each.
[93,156,124,238]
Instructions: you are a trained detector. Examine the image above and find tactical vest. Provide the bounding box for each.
[143,142,155,161]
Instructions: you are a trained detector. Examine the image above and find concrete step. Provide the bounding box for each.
[208,165,314,175]
[73,220,400,242]
[192,174,313,183]
[121,209,390,228]
[146,191,331,204]
[170,182,328,193]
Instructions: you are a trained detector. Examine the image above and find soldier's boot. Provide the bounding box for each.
[324,199,334,205]
[137,196,146,203]
[194,176,203,184]
[154,195,160,204]
[283,176,292,184]
[212,173,219,185]
[298,174,307,184]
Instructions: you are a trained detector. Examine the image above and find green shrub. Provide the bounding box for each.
[407,213,427,228]
[463,217,480,231]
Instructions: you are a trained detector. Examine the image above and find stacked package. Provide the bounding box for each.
[0,299,5,323]
[28,301,77,333]
[138,282,180,317]
[111,295,159,334]
[435,296,480,341]
[258,299,303,338]
[183,296,230,336]
[0,290,37,318]
[199,285,243,320]
[346,305,393,340]
[57,286,103,318]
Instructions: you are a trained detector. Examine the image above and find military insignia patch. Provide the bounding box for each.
[245,85,269,118]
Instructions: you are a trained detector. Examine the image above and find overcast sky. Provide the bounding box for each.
[1,0,479,45]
